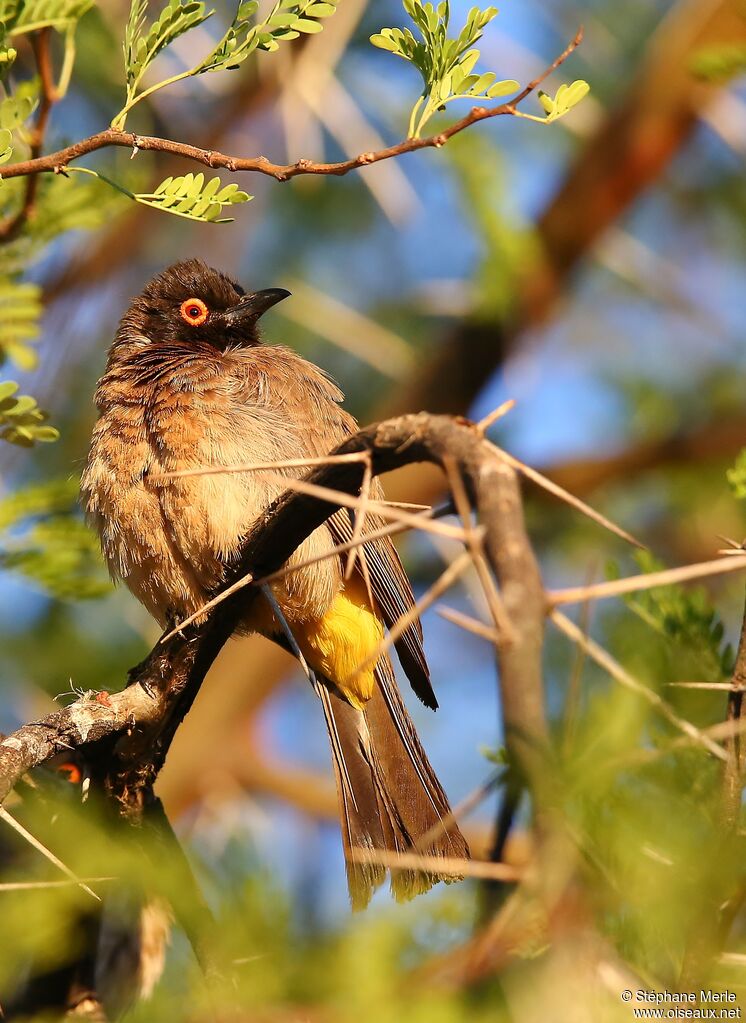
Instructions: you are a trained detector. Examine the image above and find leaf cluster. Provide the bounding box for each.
[536,80,589,123]
[135,171,251,223]
[371,2,518,137]
[0,379,57,445]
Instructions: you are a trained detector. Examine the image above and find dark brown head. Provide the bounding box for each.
[120,259,290,351]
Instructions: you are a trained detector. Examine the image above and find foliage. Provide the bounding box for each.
[113,0,342,129]
[370,1,587,137]
[0,476,110,597]
[371,2,517,138]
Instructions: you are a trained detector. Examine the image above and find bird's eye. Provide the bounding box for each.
[55,761,82,785]
[180,297,209,326]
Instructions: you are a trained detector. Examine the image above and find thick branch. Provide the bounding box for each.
[0,31,582,185]
[0,412,547,806]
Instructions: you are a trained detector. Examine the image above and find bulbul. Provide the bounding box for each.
[82,259,468,908]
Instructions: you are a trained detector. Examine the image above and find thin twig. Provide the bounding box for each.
[345,455,372,581]
[0,877,114,892]
[549,556,746,607]
[347,845,522,882]
[153,451,369,480]
[442,454,514,642]
[161,477,464,640]
[487,441,644,549]
[437,604,501,643]
[476,399,516,434]
[0,30,583,185]
[261,473,468,542]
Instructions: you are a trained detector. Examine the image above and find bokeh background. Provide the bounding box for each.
[1,0,746,1018]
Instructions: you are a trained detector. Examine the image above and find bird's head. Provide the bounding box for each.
[119,259,290,351]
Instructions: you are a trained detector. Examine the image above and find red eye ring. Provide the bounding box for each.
[180,297,209,326]
[55,761,82,785]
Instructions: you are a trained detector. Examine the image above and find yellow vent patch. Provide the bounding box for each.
[298,578,384,710]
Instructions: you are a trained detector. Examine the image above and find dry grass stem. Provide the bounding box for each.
[549,556,746,607]
[550,610,728,761]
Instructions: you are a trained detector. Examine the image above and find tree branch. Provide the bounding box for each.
[0,30,582,186]
[0,412,548,811]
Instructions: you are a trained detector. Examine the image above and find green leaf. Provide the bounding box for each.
[486,78,518,98]
[370,32,401,53]
[135,172,252,222]
[8,0,93,34]
[292,17,322,32]
[0,92,37,129]
[537,90,554,115]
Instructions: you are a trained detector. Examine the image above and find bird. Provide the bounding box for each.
[81,259,469,908]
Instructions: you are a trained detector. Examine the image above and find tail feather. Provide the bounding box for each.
[318,657,469,910]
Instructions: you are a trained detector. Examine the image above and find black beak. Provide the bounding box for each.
[226,288,291,325]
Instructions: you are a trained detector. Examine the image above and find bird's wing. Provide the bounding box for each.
[246,347,435,709]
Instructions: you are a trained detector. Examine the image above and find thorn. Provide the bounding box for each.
[477,399,516,434]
